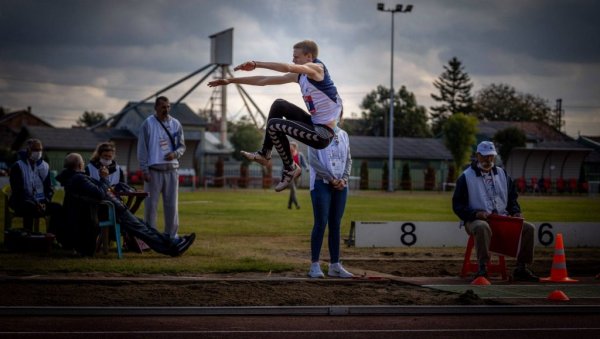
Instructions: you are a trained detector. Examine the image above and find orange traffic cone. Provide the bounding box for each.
[547,290,570,301]
[540,233,578,283]
[471,276,491,285]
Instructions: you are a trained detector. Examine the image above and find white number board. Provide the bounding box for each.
[351,221,600,248]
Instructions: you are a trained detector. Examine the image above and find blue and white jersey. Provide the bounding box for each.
[298,58,343,125]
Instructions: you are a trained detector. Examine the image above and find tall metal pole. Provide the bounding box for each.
[378,3,412,192]
[220,65,228,145]
[388,12,395,192]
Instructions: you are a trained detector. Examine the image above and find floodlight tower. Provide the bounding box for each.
[209,28,234,145]
[377,3,413,192]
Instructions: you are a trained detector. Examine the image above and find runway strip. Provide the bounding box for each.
[424,283,600,299]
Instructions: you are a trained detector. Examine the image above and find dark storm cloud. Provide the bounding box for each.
[0,0,598,135]
[0,0,230,72]
[417,0,600,75]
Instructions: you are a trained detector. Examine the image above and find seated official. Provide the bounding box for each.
[9,138,62,233]
[452,141,538,282]
[86,141,127,224]
[85,141,125,186]
[55,153,195,257]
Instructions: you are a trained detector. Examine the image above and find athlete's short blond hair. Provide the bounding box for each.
[293,40,319,59]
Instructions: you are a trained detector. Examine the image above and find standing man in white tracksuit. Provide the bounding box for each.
[137,96,185,240]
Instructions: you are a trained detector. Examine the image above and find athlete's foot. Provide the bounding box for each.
[275,164,301,192]
[241,150,271,166]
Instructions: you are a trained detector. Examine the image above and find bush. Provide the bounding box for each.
[215,158,224,187]
[262,163,272,189]
[401,163,412,191]
[381,161,389,190]
[445,164,456,191]
[239,163,249,188]
[360,160,369,190]
[424,167,435,191]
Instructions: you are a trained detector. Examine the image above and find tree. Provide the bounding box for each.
[228,117,263,163]
[75,111,105,127]
[493,127,526,165]
[442,113,478,170]
[424,167,436,191]
[473,83,557,128]
[445,164,456,190]
[381,160,388,190]
[401,163,412,190]
[360,160,369,190]
[358,85,431,137]
[430,57,474,135]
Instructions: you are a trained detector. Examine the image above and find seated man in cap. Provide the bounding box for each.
[56,153,195,257]
[452,141,538,282]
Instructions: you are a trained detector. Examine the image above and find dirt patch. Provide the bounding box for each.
[0,279,473,307]
[2,255,599,307]
[1,247,599,307]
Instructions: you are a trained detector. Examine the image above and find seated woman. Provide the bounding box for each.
[86,141,146,252]
[85,142,125,187]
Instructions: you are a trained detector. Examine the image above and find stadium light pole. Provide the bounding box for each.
[377,3,413,192]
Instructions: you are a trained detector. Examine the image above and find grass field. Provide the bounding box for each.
[1,189,599,275]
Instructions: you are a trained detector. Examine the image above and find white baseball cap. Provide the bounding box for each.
[476,141,497,156]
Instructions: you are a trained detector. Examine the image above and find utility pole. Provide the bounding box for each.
[555,98,564,132]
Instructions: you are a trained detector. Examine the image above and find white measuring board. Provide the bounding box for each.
[351,221,600,248]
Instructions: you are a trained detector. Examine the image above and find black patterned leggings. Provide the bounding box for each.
[262,99,334,170]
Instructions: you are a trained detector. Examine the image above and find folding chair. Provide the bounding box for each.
[2,185,48,233]
[96,200,123,259]
[460,235,507,280]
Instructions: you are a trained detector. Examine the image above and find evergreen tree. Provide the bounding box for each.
[430,57,474,135]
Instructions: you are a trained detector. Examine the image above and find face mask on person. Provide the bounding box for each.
[29,151,42,162]
[100,158,112,166]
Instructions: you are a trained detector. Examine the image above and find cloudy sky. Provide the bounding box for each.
[1,0,599,137]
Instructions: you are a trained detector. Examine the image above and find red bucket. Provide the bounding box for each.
[488,214,524,257]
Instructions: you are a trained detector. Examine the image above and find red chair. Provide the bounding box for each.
[543,178,551,193]
[460,235,508,280]
[556,177,565,193]
[568,178,577,193]
[530,177,538,193]
[516,177,526,193]
[580,181,589,193]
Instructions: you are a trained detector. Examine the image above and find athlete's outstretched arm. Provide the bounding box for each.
[207,73,297,87]
[235,60,324,81]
